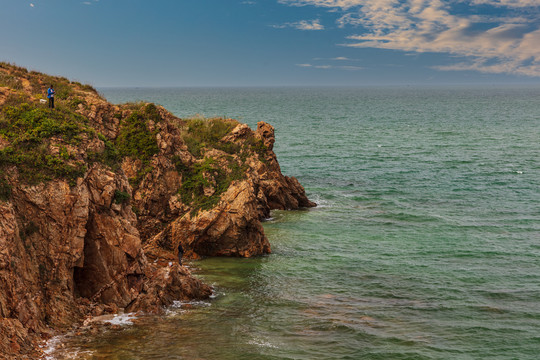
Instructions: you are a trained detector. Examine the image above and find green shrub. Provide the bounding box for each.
[179,156,247,215]
[69,97,86,109]
[0,73,23,90]
[0,177,11,201]
[181,118,237,158]
[116,111,159,161]
[143,103,162,123]
[1,92,29,108]
[0,102,91,184]
[113,189,130,204]
[0,103,88,145]
[114,110,160,186]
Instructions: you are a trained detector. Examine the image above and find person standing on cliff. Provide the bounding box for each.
[177,242,184,266]
[47,85,55,109]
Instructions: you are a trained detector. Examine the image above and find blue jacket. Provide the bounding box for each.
[47,88,55,98]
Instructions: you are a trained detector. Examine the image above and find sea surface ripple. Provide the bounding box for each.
[52,86,540,359]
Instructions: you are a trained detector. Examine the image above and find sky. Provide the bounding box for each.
[1,0,540,86]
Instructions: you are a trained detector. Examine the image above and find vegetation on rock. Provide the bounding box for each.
[0,63,104,185]
[181,117,237,158]
[0,102,91,184]
[0,177,11,201]
[176,155,247,214]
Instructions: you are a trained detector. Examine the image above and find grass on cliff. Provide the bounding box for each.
[0,63,108,185]
[175,155,247,215]
[0,62,99,100]
[181,117,267,160]
[0,176,11,201]
[181,118,239,158]
[115,104,161,186]
[0,99,93,184]
[0,67,163,187]
[175,117,269,214]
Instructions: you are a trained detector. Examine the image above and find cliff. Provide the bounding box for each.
[0,63,314,357]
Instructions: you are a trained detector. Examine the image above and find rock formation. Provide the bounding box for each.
[0,63,314,358]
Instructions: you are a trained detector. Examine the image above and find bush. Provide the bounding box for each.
[179,156,247,215]
[115,110,160,186]
[0,177,11,201]
[181,118,237,158]
[143,103,162,123]
[0,73,23,90]
[116,111,159,162]
[113,190,130,204]
[0,102,91,185]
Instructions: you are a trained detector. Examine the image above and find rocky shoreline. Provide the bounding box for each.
[0,63,315,359]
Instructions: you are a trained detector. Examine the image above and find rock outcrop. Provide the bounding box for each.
[142,121,315,261]
[0,165,212,357]
[0,62,314,358]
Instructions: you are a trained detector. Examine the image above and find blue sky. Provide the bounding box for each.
[1,0,540,86]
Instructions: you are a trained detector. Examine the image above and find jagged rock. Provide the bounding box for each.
[142,120,315,260]
[0,63,313,358]
[125,264,212,313]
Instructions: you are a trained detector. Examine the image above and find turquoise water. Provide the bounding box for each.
[53,87,540,359]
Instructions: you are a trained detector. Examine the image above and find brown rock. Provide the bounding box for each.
[0,64,314,359]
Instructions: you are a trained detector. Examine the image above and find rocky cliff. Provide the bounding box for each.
[0,63,314,358]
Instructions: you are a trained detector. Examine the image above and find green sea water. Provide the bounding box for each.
[49,87,540,359]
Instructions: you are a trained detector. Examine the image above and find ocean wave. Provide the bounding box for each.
[165,299,212,316]
[42,335,94,360]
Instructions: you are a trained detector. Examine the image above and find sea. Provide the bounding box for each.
[47,86,540,359]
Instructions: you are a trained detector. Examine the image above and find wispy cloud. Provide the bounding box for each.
[273,19,324,30]
[280,0,540,76]
[279,0,363,9]
[470,0,540,7]
[296,63,363,70]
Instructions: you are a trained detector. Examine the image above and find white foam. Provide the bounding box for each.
[41,335,63,360]
[85,312,137,326]
[42,335,95,360]
[104,312,137,326]
[165,299,212,316]
[311,195,332,208]
[248,337,279,349]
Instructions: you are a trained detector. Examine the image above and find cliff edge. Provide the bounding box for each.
[0,63,314,358]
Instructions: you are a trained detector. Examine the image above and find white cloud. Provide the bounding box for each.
[470,0,540,7]
[296,62,363,70]
[280,0,540,76]
[297,19,325,30]
[30,3,34,7]
[273,19,324,30]
[279,0,363,9]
